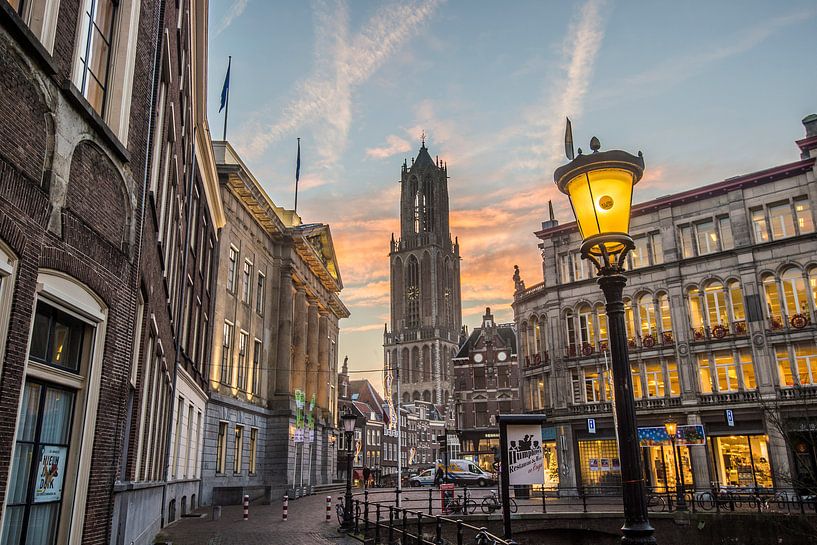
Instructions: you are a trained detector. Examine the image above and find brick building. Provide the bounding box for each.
[199,141,348,505]
[513,115,817,493]
[452,307,522,471]
[110,1,225,544]
[0,0,160,543]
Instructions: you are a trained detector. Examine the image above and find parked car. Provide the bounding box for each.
[409,468,435,487]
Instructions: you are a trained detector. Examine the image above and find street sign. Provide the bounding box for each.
[587,418,596,434]
[725,409,735,427]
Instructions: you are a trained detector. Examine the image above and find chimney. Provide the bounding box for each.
[804,114,817,137]
[799,114,817,159]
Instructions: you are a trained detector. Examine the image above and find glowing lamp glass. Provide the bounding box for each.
[564,168,635,255]
[342,413,357,433]
[663,420,677,439]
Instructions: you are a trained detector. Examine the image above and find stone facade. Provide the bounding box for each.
[199,142,348,506]
[453,307,522,471]
[384,142,462,409]
[513,116,817,494]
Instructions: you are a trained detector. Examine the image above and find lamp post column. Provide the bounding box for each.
[672,437,687,510]
[599,273,656,545]
[343,430,355,530]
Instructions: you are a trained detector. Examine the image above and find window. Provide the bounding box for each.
[584,370,602,403]
[781,268,809,316]
[713,350,739,392]
[704,282,728,328]
[769,202,796,240]
[751,208,769,243]
[698,354,713,394]
[695,220,717,255]
[727,280,745,322]
[650,232,664,264]
[76,0,117,114]
[252,339,262,395]
[572,253,587,281]
[637,294,656,338]
[657,292,672,335]
[679,225,694,258]
[172,397,184,479]
[559,254,571,283]
[216,422,227,473]
[595,304,608,346]
[28,302,88,373]
[795,197,814,234]
[221,322,233,384]
[233,425,243,474]
[645,362,664,397]
[631,365,643,399]
[226,246,238,292]
[249,428,258,474]
[242,260,252,304]
[623,298,636,340]
[564,310,577,356]
[795,342,817,386]
[237,331,248,391]
[667,359,680,396]
[762,274,782,321]
[718,216,734,250]
[776,346,794,387]
[630,237,649,269]
[578,304,595,348]
[255,272,265,314]
[740,350,756,390]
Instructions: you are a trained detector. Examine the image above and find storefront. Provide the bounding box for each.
[577,437,622,491]
[709,435,773,489]
[533,426,559,490]
[458,431,499,472]
[638,426,699,492]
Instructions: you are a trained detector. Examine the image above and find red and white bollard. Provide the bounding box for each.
[283,495,288,521]
[326,496,331,522]
[243,494,249,520]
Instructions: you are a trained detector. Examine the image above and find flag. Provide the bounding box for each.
[296,138,301,182]
[219,57,231,112]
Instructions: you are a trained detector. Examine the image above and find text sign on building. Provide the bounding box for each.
[725,409,735,427]
[506,424,545,485]
[34,445,67,503]
[587,418,596,434]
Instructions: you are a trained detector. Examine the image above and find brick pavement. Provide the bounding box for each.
[157,493,359,545]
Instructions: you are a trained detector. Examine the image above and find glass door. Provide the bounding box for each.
[2,381,75,545]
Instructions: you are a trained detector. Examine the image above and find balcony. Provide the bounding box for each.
[524,351,549,369]
[777,385,817,400]
[634,397,682,409]
[768,313,813,333]
[698,390,759,404]
[689,320,749,343]
[569,402,612,415]
[566,332,675,359]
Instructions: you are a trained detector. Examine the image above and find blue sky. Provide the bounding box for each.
[207,0,817,390]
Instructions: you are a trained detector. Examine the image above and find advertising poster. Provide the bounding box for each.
[34,445,66,503]
[507,424,545,485]
[638,425,706,446]
[307,393,316,442]
[589,458,599,472]
[600,458,610,472]
[294,389,305,443]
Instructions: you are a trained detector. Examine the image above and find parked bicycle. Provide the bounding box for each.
[481,490,518,514]
[445,491,477,515]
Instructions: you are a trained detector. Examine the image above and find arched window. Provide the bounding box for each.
[532,316,542,355]
[809,267,817,314]
[423,390,431,402]
[595,304,608,347]
[403,392,411,404]
[520,321,529,363]
[405,256,420,328]
[413,391,421,401]
[564,310,577,356]
[623,298,636,340]
[578,304,595,348]
[411,346,421,383]
[727,280,745,323]
[422,177,434,231]
[637,294,656,338]
[762,274,782,325]
[422,345,431,382]
[703,281,728,328]
[687,287,704,330]
[781,268,808,316]
[657,292,672,338]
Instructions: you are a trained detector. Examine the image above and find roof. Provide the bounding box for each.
[411,144,437,170]
[536,157,816,239]
[349,379,385,418]
[454,323,517,358]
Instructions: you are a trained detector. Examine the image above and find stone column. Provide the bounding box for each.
[558,423,578,492]
[318,313,330,413]
[686,413,711,490]
[275,270,294,396]
[764,410,793,490]
[292,288,308,394]
[306,300,319,403]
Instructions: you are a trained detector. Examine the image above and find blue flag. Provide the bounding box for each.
[296,138,301,182]
[219,57,231,112]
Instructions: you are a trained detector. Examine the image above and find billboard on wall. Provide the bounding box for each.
[506,424,545,485]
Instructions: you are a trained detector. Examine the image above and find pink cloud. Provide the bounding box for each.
[366,135,412,159]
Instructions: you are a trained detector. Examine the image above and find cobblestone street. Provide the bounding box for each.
[157,493,358,545]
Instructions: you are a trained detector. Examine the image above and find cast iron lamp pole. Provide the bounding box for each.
[555,130,655,545]
[341,412,357,531]
[664,419,687,511]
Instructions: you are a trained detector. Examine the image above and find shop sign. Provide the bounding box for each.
[725,409,735,427]
[638,425,706,446]
[294,389,305,443]
[587,418,596,434]
[541,426,557,441]
[506,424,545,485]
[34,446,66,503]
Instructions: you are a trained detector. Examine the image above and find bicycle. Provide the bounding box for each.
[445,492,477,515]
[481,490,517,514]
[646,490,667,512]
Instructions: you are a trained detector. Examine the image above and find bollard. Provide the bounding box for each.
[326,495,332,522]
[212,505,222,521]
[243,495,249,520]
[283,495,289,521]
[428,488,433,514]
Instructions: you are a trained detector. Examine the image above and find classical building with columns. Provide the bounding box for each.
[384,142,463,408]
[513,115,817,494]
[199,142,348,505]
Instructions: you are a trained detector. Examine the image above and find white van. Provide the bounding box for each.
[440,459,497,487]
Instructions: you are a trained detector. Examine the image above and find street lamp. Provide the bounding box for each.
[555,131,655,545]
[341,411,358,531]
[664,419,687,511]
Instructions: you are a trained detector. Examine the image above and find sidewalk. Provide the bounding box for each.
[157,493,358,545]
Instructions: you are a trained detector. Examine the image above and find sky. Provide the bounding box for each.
[207,0,817,393]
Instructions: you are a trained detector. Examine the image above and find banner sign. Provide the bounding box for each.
[34,445,66,503]
[507,424,545,485]
[307,393,316,442]
[638,424,706,446]
[294,389,305,443]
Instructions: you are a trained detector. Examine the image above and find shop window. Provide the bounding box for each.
[643,444,692,492]
[711,435,773,488]
[795,197,814,234]
[781,268,809,316]
[794,342,817,386]
[776,346,794,387]
[667,359,680,396]
[645,362,664,397]
[578,439,621,489]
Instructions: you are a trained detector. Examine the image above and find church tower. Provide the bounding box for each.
[384,140,462,407]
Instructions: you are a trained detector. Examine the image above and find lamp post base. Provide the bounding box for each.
[622,521,658,545]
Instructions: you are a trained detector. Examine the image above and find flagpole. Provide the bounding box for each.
[294,137,301,214]
[222,56,231,140]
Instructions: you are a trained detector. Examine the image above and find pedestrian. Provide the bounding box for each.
[434,463,444,486]
[363,466,371,490]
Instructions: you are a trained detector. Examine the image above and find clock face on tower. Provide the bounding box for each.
[497,351,508,362]
[473,353,484,363]
[406,286,420,300]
